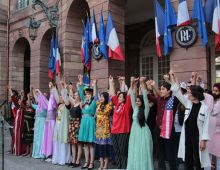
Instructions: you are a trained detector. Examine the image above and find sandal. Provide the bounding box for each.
[81,162,89,169]
[88,162,94,170]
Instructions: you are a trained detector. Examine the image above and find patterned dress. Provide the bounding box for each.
[68,105,81,144]
[95,101,113,158]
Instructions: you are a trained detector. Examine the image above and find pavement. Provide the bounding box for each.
[0,125,184,170]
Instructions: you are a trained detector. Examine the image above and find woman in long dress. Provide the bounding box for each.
[31,89,48,158]
[52,82,71,165]
[41,82,59,160]
[22,94,35,157]
[12,90,26,156]
[127,77,154,170]
[95,92,113,170]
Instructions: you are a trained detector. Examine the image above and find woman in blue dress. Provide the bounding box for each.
[77,75,98,170]
[31,88,48,159]
[127,77,154,170]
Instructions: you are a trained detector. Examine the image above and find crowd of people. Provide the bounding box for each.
[6,71,220,170]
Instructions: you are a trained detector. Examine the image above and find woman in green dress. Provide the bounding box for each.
[77,75,98,170]
[127,77,154,170]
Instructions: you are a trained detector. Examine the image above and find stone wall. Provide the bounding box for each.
[0,4,8,100]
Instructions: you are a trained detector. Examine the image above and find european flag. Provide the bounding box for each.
[204,0,215,24]
[84,23,90,70]
[164,0,177,56]
[99,11,108,60]
[192,0,208,47]
[48,34,55,79]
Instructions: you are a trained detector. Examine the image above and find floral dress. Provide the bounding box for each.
[95,101,113,158]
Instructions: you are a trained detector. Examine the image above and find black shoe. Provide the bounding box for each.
[73,163,80,168]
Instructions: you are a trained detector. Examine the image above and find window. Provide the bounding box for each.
[17,0,29,10]
[140,30,170,86]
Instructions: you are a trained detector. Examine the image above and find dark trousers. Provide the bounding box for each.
[155,126,177,170]
[112,133,129,169]
[185,133,203,170]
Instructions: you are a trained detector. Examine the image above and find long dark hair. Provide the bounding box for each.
[190,85,205,101]
[137,95,145,128]
[101,92,109,105]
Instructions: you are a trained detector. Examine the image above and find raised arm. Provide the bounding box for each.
[140,77,150,120]
[109,75,116,96]
[60,80,70,106]
[77,74,85,101]
[129,76,137,110]
[169,70,189,108]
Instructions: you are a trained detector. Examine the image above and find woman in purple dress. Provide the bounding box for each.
[41,81,59,161]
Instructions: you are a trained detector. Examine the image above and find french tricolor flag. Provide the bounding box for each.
[177,0,190,27]
[212,0,220,51]
[105,12,125,61]
[154,0,164,57]
[54,34,61,75]
[91,10,98,44]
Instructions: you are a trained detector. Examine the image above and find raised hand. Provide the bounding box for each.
[109,75,114,83]
[140,77,146,82]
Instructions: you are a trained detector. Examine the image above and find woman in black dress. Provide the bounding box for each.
[22,93,35,157]
[68,83,82,167]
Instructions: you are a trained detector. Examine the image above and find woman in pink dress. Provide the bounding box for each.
[41,82,59,161]
[207,83,220,170]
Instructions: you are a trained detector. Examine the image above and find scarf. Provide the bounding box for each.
[160,96,175,139]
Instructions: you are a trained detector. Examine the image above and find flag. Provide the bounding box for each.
[86,17,92,45]
[54,34,61,75]
[84,21,91,70]
[83,67,90,86]
[48,34,55,79]
[205,0,215,24]
[105,12,125,61]
[177,0,190,26]
[99,10,108,60]
[160,96,174,139]
[154,0,165,57]
[164,0,177,56]
[192,0,208,47]
[81,35,85,64]
[212,0,220,51]
[91,10,98,43]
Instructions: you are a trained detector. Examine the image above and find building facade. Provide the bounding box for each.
[0,0,219,100]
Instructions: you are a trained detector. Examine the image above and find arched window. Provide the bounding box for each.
[140,30,170,86]
[17,0,29,10]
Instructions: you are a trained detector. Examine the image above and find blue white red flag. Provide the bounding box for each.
[164,0,177,56]
[192,0,208,47]
[91,10,98,44]
[105,12,125,61]
[177,0,190,26]
[54,34,61,75]
[160,96,174,139]
[99,10,108,60]
[154,0,164,57]
[212,0,220,51]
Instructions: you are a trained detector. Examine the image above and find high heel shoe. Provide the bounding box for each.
[87,162,94,170]
[81,162,89,169]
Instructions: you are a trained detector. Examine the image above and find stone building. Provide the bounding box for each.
[0,0,219,100]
